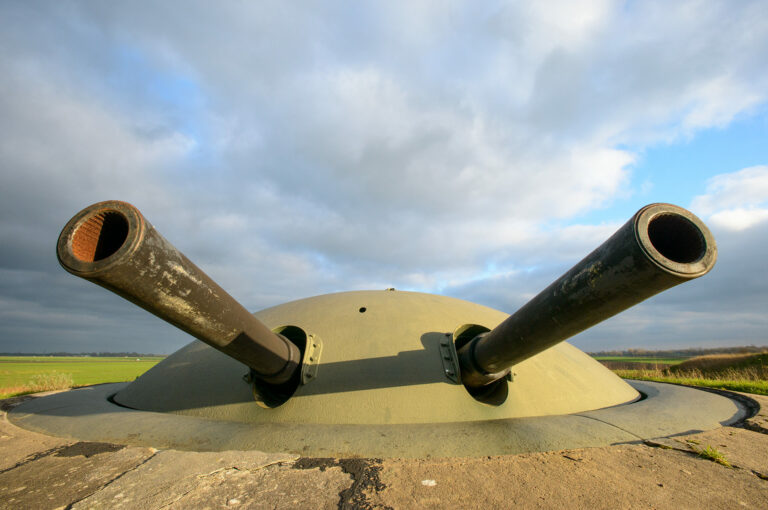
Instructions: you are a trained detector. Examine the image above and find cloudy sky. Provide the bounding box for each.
[1,1,767,354]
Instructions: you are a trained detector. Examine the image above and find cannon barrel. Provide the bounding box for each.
[458,203,717,390]
[57,200,301,385]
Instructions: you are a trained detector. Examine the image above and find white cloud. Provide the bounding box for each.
[708,208,768,231]
[691,166,768,230]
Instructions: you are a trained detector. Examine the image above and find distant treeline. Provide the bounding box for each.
[0,352,167,357]
[589,346,768,358]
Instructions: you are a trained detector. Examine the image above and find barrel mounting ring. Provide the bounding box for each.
[301,334,322,384]
[439,333,461,384]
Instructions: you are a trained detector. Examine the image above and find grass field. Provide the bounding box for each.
[593,356,685,365]
[614,369,768,395]
[604,353,768,396]
[0,356,163,398]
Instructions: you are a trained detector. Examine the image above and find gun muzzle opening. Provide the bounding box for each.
[70,210,129,262]
[635,204,716,278]
[647,214,705,264]
[57,201,145,277]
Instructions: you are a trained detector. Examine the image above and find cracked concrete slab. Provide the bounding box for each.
[365,441,768,509]
[0,395,73,471]
[70,450,308,509]
[0,443,154,510]
[154,465,350,510]
[646,427,768,478]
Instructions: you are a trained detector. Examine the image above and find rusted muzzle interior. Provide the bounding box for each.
[647,213,706,264]
[71,210,129,262]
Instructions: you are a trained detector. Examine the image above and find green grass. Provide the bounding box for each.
[614,369,768,396]
[696,445,732,467]
[0,356,165,363]
[603,351,768,396]
[593,356,686,365]
[0,356,162,399]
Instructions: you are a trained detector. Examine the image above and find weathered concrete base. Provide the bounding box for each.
[0,441,153,509]
[7,380,749,457]
[67,450,352,510]
[364,427,768,509]
[0,393,73,471]
[1,390,767,509]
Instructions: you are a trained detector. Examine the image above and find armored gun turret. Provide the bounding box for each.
[10,200,736,458]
